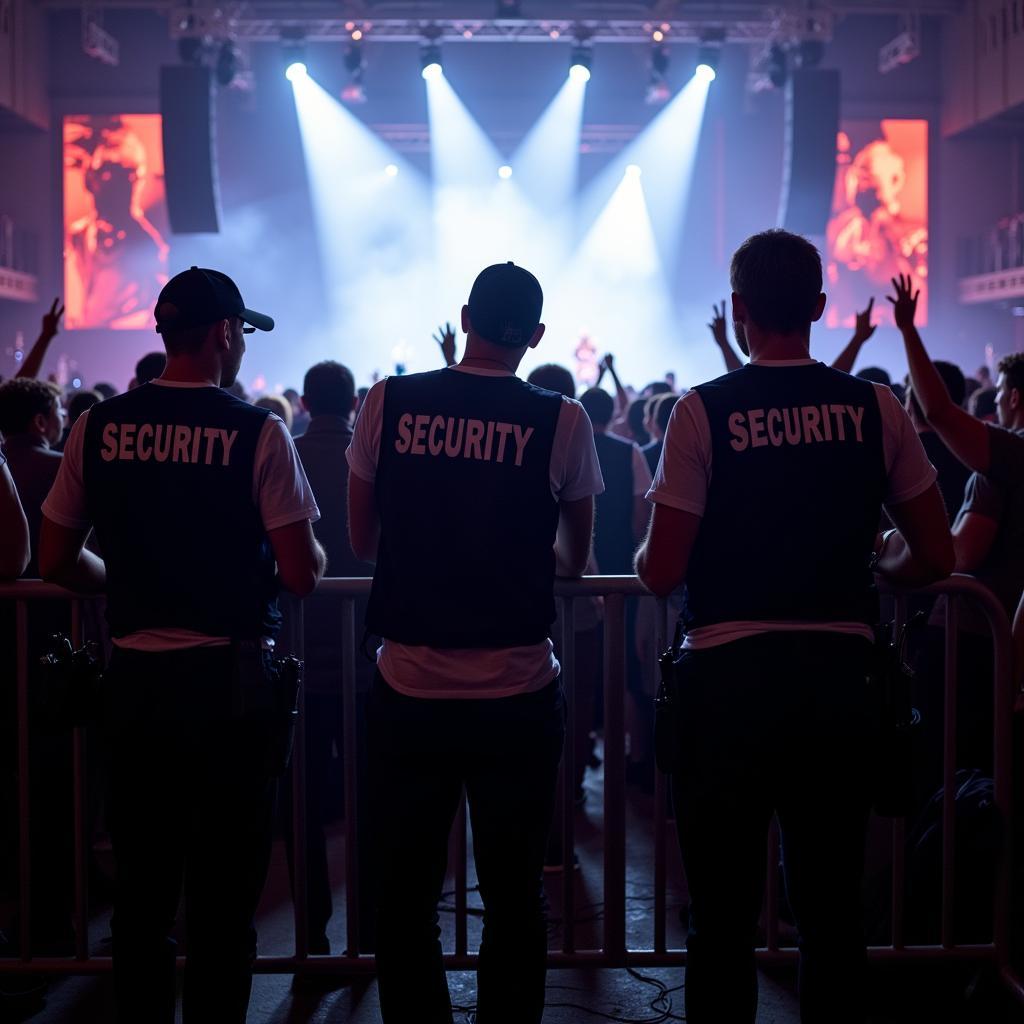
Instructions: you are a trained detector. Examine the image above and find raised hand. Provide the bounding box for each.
[852,297,876,345]
[886,274,920,332]
[601,353,615,372]
[707,301,728,347]
[432,322,457,366]
[41,297,65,338]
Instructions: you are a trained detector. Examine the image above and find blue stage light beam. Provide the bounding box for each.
[290,70,434,382]
[511,73,587,220]
[576,71,712,275]
[425,68,562,325]
[530,167,675,386]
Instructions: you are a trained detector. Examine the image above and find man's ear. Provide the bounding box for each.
[731,292,748,324]
[31,411,48,436]
[528,323,546,349]
[1012,387,1022,412]
[461,305,471,335]
[811,292,827,323]
[300,395,309,414]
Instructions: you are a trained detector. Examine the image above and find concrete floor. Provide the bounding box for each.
[4,755,1022,1022]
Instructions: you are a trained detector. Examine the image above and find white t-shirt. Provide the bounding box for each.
[347,365,605,698]
[42,379,320,651]
[647,359,938,649]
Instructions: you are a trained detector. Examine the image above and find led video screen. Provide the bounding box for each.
[63,114,170,330]
[825,119,928,329]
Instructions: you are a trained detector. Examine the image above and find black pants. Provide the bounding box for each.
[670,632,874,1024]
[367,672,564,1024]
[104,646,277,1024]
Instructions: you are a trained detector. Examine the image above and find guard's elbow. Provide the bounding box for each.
[918,539,956,585]
[279,564,321,599]
[37,549,64,585]
[638,565,677,599]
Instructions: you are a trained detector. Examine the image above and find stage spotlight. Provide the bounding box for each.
[767,44,788,88]
[385,164,399,177]
[795,38,825,69]
[178,37,205,66]
[286,61,308,82]
[569,45,592,82]
[695,44,719,82]
[625,164,642,179]
[421,43,443,80]
[342,42,365,101]
[215,41,239,86]
[498,164,513,179]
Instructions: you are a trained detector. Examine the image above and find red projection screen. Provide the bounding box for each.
[825,119,928,329]
[63,114,170,330]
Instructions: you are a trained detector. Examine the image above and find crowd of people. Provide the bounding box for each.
[0,231,1020,1023]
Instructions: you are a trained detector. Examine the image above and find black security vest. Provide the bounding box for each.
[366,369,562,648]
[593,432,636,574]
[82,383,280,640]
[682,363,887,630]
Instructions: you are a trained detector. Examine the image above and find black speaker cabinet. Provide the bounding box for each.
[778,69,841,237]
[160,65,220,234]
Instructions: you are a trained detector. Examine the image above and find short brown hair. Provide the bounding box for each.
[730,229,822,334]
[0,379,61,438]
[996,353,1024,399]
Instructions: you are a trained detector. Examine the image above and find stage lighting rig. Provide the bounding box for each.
[794,38,824,69]
[215,41,240,86]
[341,42,366,103]
[569,44,592,83]
[879,15,920,74]
[421,42,443,80]
[695,29,723,83]
[282,27,307,81]
[83,8,119,66]
[695,48,718,82]
[178,36,205,66]
[646,45,670,104]
[767,43,788,88]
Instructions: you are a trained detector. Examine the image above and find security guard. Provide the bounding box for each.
[39,267,326,1023]
[636,230,954,1023]
[348,262,602,1024]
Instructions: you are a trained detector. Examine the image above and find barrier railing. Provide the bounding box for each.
[0,575,1017,994]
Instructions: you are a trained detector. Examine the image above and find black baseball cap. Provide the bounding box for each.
[466,262,543,348]
[154,266,274,335]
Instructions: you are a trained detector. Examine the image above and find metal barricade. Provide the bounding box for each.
[0,574,1018,996]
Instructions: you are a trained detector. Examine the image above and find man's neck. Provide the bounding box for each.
[744,329,812,363]
[460,334,526,374]
[160,356,219,387]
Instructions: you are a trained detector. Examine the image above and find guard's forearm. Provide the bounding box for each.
[48,550,107,593]
[875,531,945,588]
